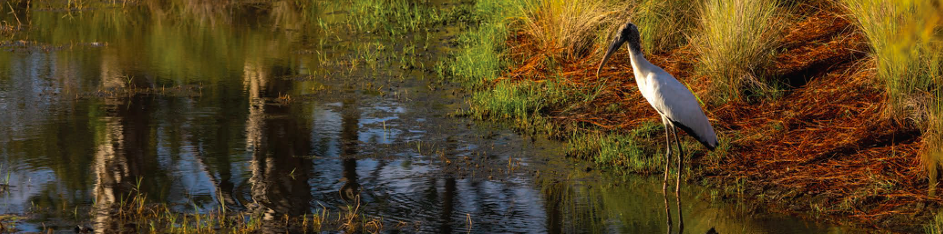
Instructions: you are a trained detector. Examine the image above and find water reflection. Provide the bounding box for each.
[92,94,158,233]
[339,101,362,204]
[0,1,858,233]
[438,177,457,233]
[243,60,314,233]
[665,191,684,234]
[88,45,153,233]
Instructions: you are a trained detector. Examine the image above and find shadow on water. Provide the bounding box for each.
[0,0,863,233]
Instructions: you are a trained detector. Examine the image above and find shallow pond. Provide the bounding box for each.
[0,1,856,233]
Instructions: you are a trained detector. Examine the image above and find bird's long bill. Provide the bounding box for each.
[596,37,625,77]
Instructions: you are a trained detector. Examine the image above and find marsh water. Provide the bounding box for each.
[0,1,856,233]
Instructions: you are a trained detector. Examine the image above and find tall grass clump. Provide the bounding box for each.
[840,0,943,195]
[840,0,942,119]
[927,112,943,196]
[694,0,781,102]
[516,0,627,60]
[632,0,700,55]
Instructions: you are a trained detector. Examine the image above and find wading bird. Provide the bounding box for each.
[597,22,718,193]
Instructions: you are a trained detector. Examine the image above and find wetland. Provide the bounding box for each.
[0,0,863,233]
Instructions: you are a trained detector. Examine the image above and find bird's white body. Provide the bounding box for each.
[598,22,717,233]
[627,48,718,149]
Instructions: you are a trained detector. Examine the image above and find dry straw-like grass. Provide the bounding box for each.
[694,0,781,102]
[514,0,627,61]
[632,0,699,55]
[927,111,943,195]
[840,0,942,121]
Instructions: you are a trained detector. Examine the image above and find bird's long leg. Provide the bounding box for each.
[671,122,684,194]
[670,122,685,232]
[676,188,684,234]
[661,116,672,231]
[662,116,672,192]
[664,189,672,234]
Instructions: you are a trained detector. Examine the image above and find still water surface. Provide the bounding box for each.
[0,1,854,233]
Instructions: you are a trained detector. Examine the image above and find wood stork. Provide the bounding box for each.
[596,22,719,194]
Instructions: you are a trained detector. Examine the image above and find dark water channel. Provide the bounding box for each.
[0,1,857,233]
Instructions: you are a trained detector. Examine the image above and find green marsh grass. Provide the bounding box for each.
[444,0,526,87]
[347,0,447,35]
[928,208,943,234]
[694,0,781,102]
[469,79,573,135]
[446,0,616,116]
[447,22,508,86]
[566,121,663,172]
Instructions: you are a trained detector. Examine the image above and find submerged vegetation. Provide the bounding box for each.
[566,121,664,172]
[94,190,400,234]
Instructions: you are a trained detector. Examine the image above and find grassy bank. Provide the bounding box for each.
[443,0,717,172]
[446,0,943,231]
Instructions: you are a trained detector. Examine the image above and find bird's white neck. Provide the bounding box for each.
[626,44,653,82]
[627,47,647,65]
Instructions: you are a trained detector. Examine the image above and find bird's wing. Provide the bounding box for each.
[648,70,718,149]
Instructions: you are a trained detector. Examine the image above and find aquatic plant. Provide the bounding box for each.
[443,0,525,87]
[566,121,662,172]
[78,187,396,233]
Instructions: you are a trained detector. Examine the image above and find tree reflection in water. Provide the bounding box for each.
[339,96,362,204]
[244,60,313,233]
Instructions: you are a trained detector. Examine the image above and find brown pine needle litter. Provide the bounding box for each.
[493,2,937,231]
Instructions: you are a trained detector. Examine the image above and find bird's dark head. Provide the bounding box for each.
[597,22,642,77]
[617,22,641,50]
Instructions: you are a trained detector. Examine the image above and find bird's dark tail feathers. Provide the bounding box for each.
[672,120,718,151]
